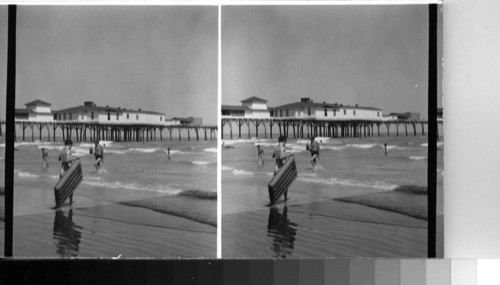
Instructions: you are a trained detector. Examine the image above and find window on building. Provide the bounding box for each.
[333,110,336,117]
[108,113,110,121]
[136,114,139,120]
[116,113,119,120]
[58,114,61,120]
[286,110,289,117]
[91,112,94,120]
[280,110,283,117]
[353,110,356,116]
[127,113,129,119]
[160,116,162,121]
[69,114,72,120]
[377,112,380,117]
[63,113,66,120]
[343,109,346,115]
[324,109,328,117]
[308,108,311,116]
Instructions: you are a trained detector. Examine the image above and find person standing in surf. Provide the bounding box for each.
[58,139,78,204]
[384,143,388,156]
[273,136,293,201]
[41,148,49,169]
[167,147,171,160]
[308,136,320,169]
[94,140,104,172]
[257,145,264,166]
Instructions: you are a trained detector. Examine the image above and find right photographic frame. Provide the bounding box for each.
[221,4,443,258]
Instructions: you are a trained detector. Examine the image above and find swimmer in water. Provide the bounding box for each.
[94,140,104,172]
[309,136,320,168]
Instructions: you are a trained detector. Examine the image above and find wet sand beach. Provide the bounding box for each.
[9,140,217,257]
[223,182,428,258]
[10,182,216,258]
[222,136,443,258]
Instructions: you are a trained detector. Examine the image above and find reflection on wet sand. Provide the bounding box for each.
[267,207,297,258]
[53,209,82,257]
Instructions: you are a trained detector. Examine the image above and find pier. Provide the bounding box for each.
[221,118,430,139]
[9,121,217,142]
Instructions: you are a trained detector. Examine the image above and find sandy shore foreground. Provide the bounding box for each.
[223,199,427,258]
[222,181,443,258]
[2,182,216,258]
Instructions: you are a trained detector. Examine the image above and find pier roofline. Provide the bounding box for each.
[222,96,387,121]
[53,101,165,116]
[270,102,383,112]
[51,101,166,126]
[25,99,51,107]
[241,96,267,103]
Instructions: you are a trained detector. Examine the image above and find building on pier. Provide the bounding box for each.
[12,100,216,143]
[221,96,270,119]
[270,97,383,121]
[387,112,420,121]
[382,114,399,121]
[52,101,165,125]
[167,117,202,126]
[221,96,426,140]
[14,99,54,122]
[222,96,385,121]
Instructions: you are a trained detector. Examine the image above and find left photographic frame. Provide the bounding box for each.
[1,5,218,258]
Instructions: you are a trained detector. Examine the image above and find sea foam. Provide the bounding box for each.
[345,143,378,149]
[129,148,160,153]
[409,156,427,161]
[82,179,182,195]
[297,175,397,191]
[14,169,40,178]
[204,148,217,153]
[192,161,214,166]
[421,142,445,148]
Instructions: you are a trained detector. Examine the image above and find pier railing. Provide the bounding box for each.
[4,121,217,142]
[221,118,434,139]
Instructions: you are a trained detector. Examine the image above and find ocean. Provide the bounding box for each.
[6,138,217,257]
[222,135,444,257]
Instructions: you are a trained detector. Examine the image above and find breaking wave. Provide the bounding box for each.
[409,156,427,161]
[192,161,215,166]
[204,148,217,153]
[82,179,183,195]
[297,175,398,191]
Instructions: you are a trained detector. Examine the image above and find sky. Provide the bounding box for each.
[222,5,442,119]
[0,6,218,124]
